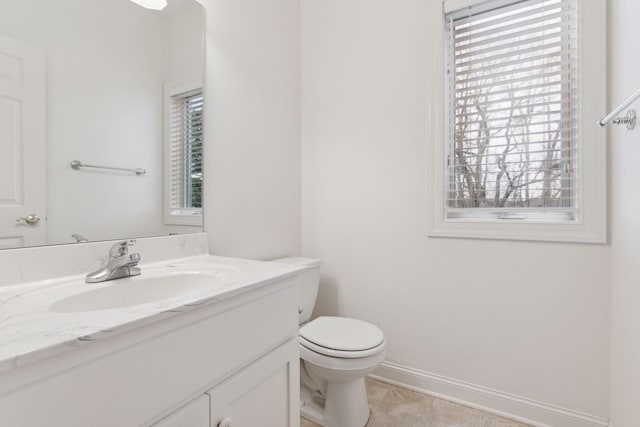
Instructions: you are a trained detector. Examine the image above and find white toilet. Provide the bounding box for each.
[273,257,386,427]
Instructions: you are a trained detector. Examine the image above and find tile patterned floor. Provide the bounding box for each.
[300,378,533,427]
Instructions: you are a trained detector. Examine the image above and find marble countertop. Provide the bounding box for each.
[0,254,301,374]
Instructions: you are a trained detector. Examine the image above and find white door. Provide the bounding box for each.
[0,33,46,248]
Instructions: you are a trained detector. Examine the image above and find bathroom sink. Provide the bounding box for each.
[50,270,221,313]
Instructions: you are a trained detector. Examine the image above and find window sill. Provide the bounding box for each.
[164,213,203,227]
[428,218,606,244]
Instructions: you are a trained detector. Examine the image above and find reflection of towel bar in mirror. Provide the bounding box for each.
[70,160,146,176]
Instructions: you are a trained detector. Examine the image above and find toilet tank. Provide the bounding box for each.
[271,257,322,324]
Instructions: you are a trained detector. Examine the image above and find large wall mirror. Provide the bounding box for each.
[0,0,204,250]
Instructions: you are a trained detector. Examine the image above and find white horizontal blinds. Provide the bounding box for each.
[445,0,578,217]
[169,89,203,214]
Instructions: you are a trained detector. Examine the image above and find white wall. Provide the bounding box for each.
[0,0,202,246]
[164,2,204,85]
[609,1,640,426]
[203,0,301,260]
[301,0,611,424]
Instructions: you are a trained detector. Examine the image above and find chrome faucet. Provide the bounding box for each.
[72,234,89,243]
[86,240,141,283]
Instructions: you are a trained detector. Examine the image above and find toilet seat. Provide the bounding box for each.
[300,335,385,359]
[299,316,385,359]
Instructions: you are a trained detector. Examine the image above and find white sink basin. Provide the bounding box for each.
[50,270,221,313]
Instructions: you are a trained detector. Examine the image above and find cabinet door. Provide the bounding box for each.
[153,395,209,427]
[208,339,299,427]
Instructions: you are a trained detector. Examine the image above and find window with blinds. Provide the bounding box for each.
[165,84,203,225]
[445,0,578,221]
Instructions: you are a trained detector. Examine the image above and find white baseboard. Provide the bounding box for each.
[371,362,609,427]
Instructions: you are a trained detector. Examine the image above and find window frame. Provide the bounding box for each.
[427,0,607,243]
[164,80,204,227]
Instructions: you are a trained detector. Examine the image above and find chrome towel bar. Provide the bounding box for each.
[70,160,146,176]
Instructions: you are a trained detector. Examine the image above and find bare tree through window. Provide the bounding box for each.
[446,0,577,212]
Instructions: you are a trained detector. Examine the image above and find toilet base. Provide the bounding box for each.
[300,397,325,425]
[300,376,371,427]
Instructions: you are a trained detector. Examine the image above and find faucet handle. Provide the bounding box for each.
[109,240,136,258]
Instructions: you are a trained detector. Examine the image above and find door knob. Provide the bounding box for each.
[16,214,41,225]
[218,418,232,427]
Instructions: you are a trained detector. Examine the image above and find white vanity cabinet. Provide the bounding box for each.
[0,277,300,427]
[153,340,299,427]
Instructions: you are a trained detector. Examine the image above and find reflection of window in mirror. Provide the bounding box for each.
[164,81,203,226]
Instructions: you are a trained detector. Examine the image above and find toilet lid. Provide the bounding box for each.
[299,316,385,352]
